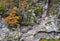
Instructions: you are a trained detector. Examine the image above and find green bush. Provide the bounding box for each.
[34,4,43,16]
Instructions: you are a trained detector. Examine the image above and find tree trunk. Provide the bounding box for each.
[47,0,55,16]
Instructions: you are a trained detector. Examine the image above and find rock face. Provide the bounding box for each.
[0,18,9,40]
[20,3,60,41]
[0,0,60,41]
[58,2,60,15]
[24,35,34,41]
[20,1,60,41]
[20,15,60,41]
[0,18,20,41]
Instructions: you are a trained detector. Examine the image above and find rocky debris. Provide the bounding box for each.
[0,0,60,41]
[7,31,19,40]
[20,26,33,33]
[55,33,60,39]
[24,35,34,41]
[20,2,60,41]
[20,15,59,41]
[34,33,55,41]
[0,18,20,41]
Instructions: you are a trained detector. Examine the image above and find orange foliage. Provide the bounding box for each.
[20,0,27,10]
[3,7,19,25]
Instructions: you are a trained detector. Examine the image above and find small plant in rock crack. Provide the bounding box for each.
[21,12,36,25]
[26,0,32,3]
[48,6,57,16]
[13,0,19,7]
[40,38,58,41]
[38,0,47,3]
[58,15,60,19]
[3,7,20,29]
[40,38,47,41]
[45,21,52,26]
[47,38,56,41]
[33,4,43,16]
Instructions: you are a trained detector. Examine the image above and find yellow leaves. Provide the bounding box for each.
[20,0,27,9]
[3,7,19,25]
[15,16,19,19]
[3,15,19,25]
[13,7,17,11]
[12,7,17,14]
[12,10,17,14]
[9,13,14,17]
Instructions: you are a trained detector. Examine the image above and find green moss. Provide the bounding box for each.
[39,38,58,41]
[58,15,60,19]
[21,13,36,25]
[47,38,56,41]
[34,4,43,16]
[0,2,5,11]
[13,1,19,7]
[45,21,52,26]
[40,38,47,41]
[56,39,60,41]
[26,0,32,3]
[8,24,17,29]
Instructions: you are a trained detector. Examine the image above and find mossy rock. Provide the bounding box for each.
[0,2,5,11]
[56,39,60,41]
[34,4,43,16]
[40,38,47,41]
[47,38,56,41]
[8,24,18,30]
